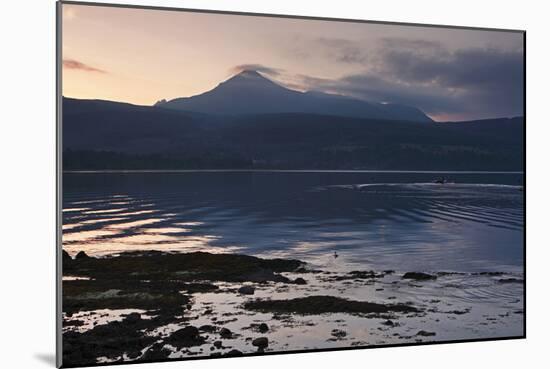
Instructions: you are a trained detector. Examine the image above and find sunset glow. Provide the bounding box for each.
[62,3,523,120]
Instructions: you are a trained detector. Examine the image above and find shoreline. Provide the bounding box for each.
[62,250,524,366]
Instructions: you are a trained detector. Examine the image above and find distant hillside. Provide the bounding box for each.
[155,70,433,123]
[62,97,524,171]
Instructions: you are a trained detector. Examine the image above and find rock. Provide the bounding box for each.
[258,323,269,333]
[382,320,395,327]
[238,285,255,295]
[350,270,380,279]
[167,326,205,348]
[219,327,232,339]
[252,337,269,349]
[275,274,291,283]
[62,319,157,364]
[328,270,381,281]
[294,277,307,285]
[446,308,471,315]
[63,279,190,313]
[141,343,171,361]
[126,350,141,359]
[173,326,199,338]
[63,319,85,327]
[244,295,419,315]
[213,340,223,349]
[60,251,303,284]
[75,251,90,260]
[124,313,141,324]
[331,329,347,338]
[416,330,436,337]
[199,324,217,333]
[225,349,243,357]
[402,272,436,281]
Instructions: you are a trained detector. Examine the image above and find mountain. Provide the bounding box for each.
[62,97,523,171]
[155,70,433,122]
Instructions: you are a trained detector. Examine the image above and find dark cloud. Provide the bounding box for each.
[281,38,524,120]
[364,45,523,119]
[293,73,460,117]
[377,46,523,88]
[230,64,283,77]
[315,38,369,64]
[63,59,106,73]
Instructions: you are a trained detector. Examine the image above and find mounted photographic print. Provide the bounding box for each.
[57,1,525,367]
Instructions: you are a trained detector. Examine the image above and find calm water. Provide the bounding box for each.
[62,171,524,273]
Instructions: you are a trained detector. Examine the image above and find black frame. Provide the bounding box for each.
[55,1,527,368]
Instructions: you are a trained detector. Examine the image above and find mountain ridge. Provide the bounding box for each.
[155,70,433,122]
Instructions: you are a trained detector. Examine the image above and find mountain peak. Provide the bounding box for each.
[156,69,432,122]
[236,69,264,78]
[225,69,274,85]
[216,69,287,92]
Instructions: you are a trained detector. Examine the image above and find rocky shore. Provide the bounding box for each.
[62,250,524,367]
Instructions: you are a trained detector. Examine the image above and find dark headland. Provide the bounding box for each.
[62,70,524,172]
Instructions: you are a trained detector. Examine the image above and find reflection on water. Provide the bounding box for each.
[62,171,524,273]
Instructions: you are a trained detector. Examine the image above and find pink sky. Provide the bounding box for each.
[62,3,524,121]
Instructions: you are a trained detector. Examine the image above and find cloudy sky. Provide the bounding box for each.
[62,3,524,121]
